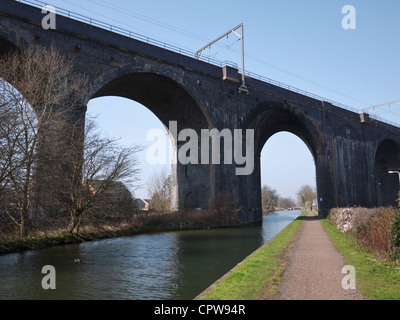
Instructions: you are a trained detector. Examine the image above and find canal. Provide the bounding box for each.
[0,210,301,300]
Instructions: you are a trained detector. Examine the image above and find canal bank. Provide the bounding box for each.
[197,210,307,300]
[0,209,243,256]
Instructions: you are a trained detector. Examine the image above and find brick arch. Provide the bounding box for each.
[250,101,325,159]
[89,70,214,211]
[245,100,327,217]
[91,70,212,133]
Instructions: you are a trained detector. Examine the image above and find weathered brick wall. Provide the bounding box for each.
[1,0,400,221]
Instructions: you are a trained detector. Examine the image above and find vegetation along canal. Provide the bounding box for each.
[0,210,301,300]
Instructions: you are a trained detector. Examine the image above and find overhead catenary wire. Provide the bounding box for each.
[23,0,400,126]
[62,0,195,51]
[361,100,400,114]
[87,0,213,44]
[73,0,370,106]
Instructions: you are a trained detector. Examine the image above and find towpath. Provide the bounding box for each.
[268,211,364,300]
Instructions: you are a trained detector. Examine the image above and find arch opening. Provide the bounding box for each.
[0,36,17,58]
[90,72,213,211]
[250,102,320,217]
[253,105,318,160]
[375,139,400,207]
[87,96,173,207]
[261,132,316,212]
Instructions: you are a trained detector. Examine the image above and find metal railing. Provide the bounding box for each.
[364,113,400,128]
[14,0,237,68]
[13,0,400,128]
[244,69,400,128]
[242,69,360,114]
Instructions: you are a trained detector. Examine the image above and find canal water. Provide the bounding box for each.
[0,210,301,300]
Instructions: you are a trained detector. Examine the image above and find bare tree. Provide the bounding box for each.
[278,196,296,209]
[0,46,142,236]
[147,168,171,212]
[297,184,317,209]
[261,185,279,213]
[0,46,83,235]
[51,118,142,234]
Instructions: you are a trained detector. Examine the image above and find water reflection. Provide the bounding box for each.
[262,210,302,243]
[0,210,301,300]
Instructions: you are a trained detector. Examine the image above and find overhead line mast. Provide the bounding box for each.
[195,23,248,94]
[360,100,400,123]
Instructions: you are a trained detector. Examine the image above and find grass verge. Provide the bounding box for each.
[320,218,400,300]
[198,210,307,300]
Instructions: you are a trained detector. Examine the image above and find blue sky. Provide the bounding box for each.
[36,0,400,199]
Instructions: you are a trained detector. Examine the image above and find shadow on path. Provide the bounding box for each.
[295,215,320,221]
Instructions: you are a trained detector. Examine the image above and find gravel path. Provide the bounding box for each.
[273,211,364,300]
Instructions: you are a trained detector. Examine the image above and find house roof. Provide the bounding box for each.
[134,198,151,204]
[88,180,132,198]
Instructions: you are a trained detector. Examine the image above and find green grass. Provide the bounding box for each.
[198,211,307,300]
[321,218,400,300]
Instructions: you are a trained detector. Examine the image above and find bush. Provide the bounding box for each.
[389,210,400,260]
[328,207,397,261]
[209,192,240,225]
[357,208,394,259]
[327,207,375,235]
[351,207,376,235]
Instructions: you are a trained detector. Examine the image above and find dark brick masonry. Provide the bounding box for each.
[1,0,400,222]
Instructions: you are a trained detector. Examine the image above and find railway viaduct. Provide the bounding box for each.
[1,0,400,221]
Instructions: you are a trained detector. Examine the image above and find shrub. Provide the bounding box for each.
[209,192,240,225]
[351,207,376,235]
[327,207,355,233]
[388,191,400,260]
[358,208,394,259]
[328,207,397,261]
[327,207,375,235]
[389,210,400,260]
